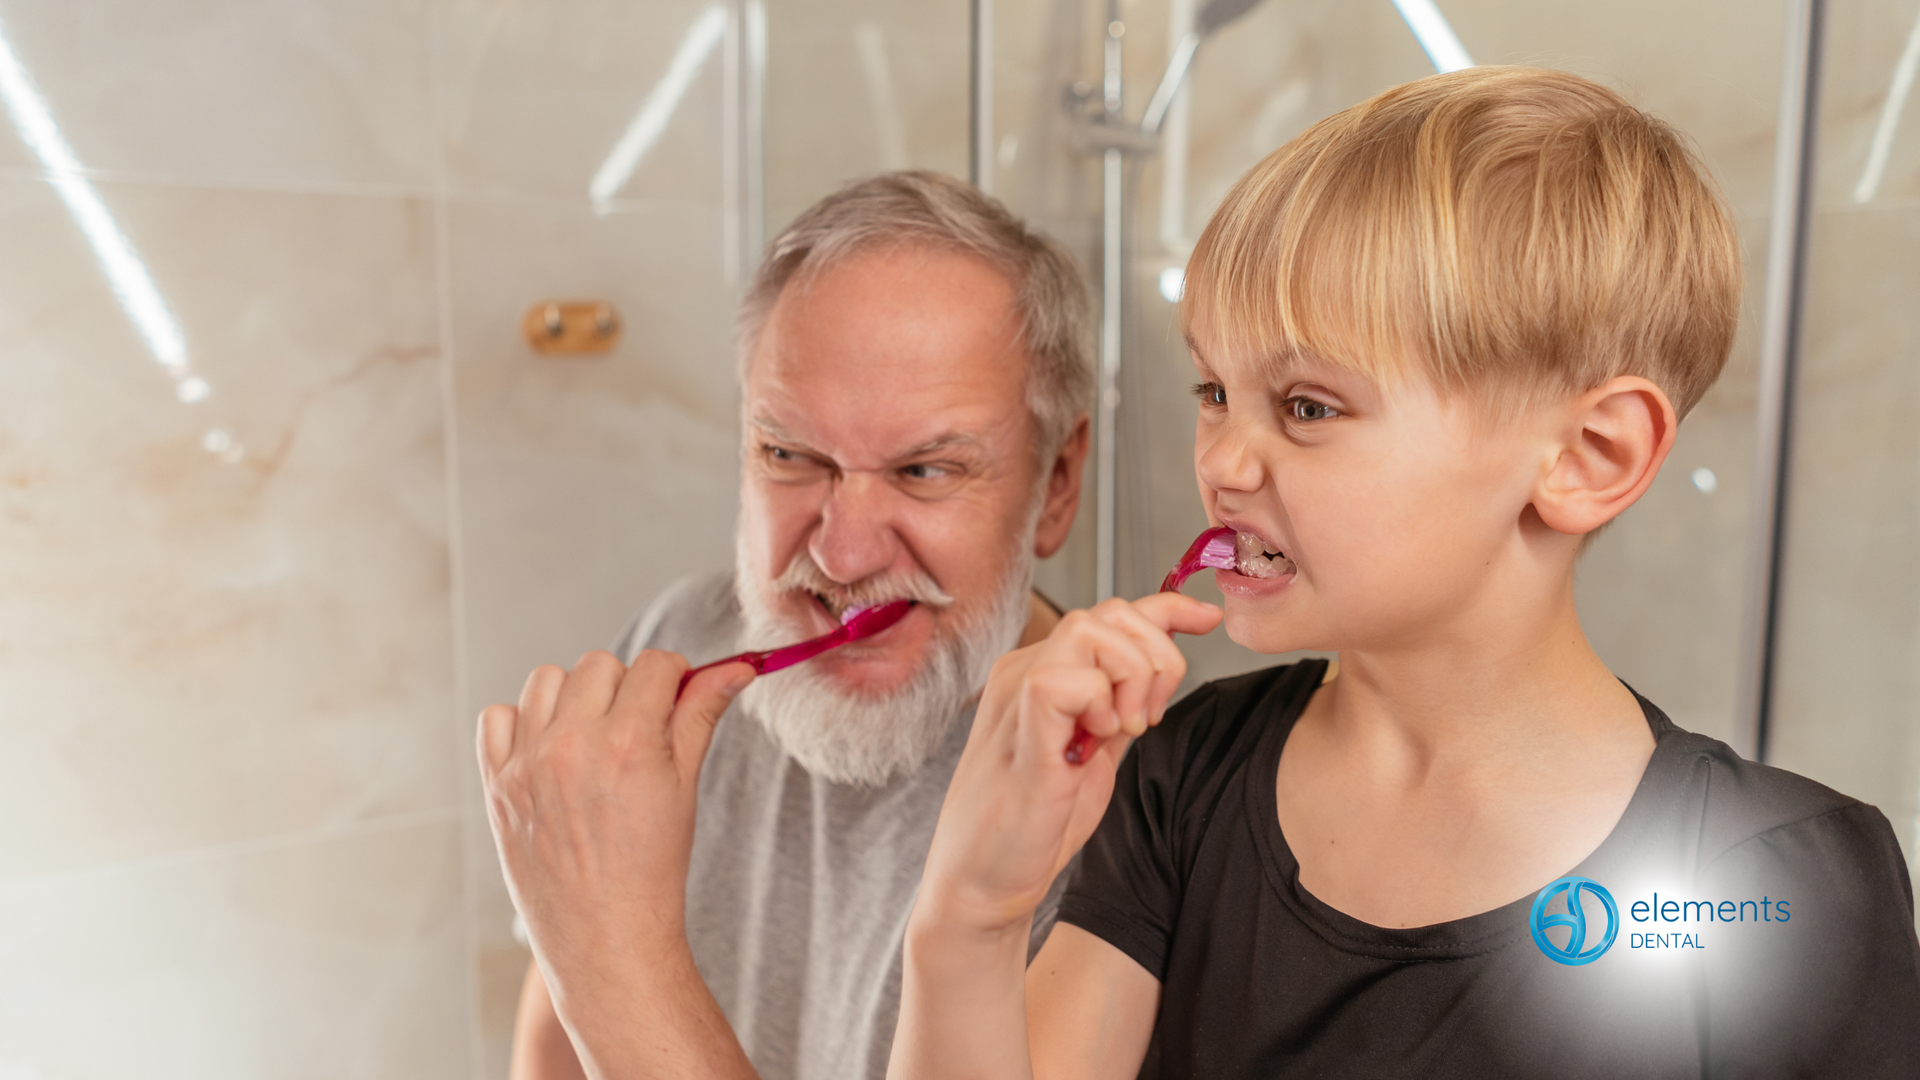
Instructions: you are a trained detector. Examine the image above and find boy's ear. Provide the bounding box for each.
[1533,376,1678,537]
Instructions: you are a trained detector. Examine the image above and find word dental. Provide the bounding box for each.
[1626,893,1791,951]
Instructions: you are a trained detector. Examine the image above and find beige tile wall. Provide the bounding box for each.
[0,0,752,1075]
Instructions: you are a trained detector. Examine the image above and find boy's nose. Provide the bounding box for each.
[1196,420,1266,493]
[809,472,903,584]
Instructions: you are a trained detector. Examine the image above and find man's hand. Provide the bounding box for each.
[478,650,759,1080]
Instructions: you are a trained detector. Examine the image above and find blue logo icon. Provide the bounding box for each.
[1530,876,1619,966]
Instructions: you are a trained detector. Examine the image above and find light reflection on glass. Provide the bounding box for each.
[0,17,192,380]
[1852,9,1920,204]
[589,4,728,207]
[1159,266,1185,303]
[1390,0,1475,74]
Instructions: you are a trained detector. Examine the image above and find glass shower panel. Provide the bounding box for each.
[1768,0,1920,903]
[992,0,1786,708]
[761,0,970,234]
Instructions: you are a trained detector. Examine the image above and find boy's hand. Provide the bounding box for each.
[476,651,755,975]
[915,594,1222,936]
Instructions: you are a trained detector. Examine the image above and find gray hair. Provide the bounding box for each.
[736,171,1094,457]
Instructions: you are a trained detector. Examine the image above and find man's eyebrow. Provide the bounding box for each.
[898,432,984,458]
[748,416,812,447]
[748,418,983,461]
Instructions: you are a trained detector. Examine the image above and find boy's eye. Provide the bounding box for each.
[1285,396,1339,422]
[1191,381,1228,407]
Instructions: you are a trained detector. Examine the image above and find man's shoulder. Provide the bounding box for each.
[612,570,742,665]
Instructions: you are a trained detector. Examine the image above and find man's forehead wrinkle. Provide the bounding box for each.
[749,409,999,468]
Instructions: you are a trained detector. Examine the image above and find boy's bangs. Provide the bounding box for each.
[1181,108,1431,388]
[1178,67,1742,419]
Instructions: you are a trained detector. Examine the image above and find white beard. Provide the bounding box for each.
[732,525,1037,788]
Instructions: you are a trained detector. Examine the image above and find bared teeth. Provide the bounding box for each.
[1234,530,1293,578]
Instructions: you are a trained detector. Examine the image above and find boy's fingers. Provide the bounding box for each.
[1051,614,1157,736]
[1022,663,1118,762]
[1129,592,1224,637]
[553,650,627,726]
[1089,600,1191,724]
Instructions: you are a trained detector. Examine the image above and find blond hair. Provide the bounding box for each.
[1183,67,1741,417]
[739,171,1093,456]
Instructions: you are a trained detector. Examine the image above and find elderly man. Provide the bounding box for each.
[480,171,1093,1080]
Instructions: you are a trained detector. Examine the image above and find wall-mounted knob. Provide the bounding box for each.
[523,300,622,355]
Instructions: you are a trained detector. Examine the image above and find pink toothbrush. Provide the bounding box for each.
[1064,526,1237,764]
[675,599,914,698]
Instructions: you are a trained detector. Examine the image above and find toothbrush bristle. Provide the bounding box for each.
[1197,534,1238,569]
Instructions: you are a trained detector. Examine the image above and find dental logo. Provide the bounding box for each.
[1530,876,1619,966]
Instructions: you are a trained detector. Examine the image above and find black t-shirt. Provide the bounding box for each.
[1057,661,1920,1078]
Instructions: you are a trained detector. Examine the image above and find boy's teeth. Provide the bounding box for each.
[1233,530,1292,578]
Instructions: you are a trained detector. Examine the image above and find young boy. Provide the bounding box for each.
[887,68,1920,1078]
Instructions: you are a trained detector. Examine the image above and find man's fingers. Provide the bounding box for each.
[669,661,756,771]
[516,665,566,745]
[477,703,518,777]
[609,648,689,730]
[553,650,627,726]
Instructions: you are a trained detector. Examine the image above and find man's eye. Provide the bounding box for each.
[1285,396,1339,422]
[760,444,827,477]
[900,463,951,481]
[1191,382,1227,407]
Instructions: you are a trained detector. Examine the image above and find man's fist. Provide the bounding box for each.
[478,650,755,971]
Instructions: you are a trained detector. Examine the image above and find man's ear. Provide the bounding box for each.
[1033,414,1090,559]
[1533,376,1678,537]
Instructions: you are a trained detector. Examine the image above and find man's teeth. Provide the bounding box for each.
[1234,530,1294,579]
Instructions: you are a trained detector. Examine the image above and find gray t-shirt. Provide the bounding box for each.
[613,571,1063,1080]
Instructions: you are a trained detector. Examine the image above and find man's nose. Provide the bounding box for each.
[809,472,903,584]
[1195,418,1266,494]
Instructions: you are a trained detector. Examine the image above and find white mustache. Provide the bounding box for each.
[769,552,955,616]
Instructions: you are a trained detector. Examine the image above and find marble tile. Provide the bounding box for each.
[0,0,435,191]
[1769,204,1920,846]
[446,196,740,726]
[0,175,458,878]
[0,816,470,1080]
[435,0,727,205]
[466,807,531,1080]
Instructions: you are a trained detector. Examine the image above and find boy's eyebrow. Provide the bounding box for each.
[1183,332,1310,382]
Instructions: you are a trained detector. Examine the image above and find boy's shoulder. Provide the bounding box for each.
[1131,660,1328,792]
[1645,715,1882,866]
